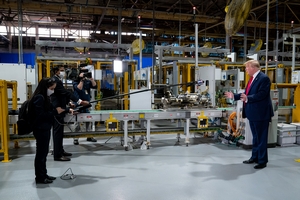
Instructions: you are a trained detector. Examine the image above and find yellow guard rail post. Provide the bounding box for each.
[0,80,12,162]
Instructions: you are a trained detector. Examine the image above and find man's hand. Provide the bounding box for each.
[80,100,90,107]
[69,102,76,108]
[224,91,234,99]
[69,108,74,115]
[240,93,248,102]
[56,107,65,114]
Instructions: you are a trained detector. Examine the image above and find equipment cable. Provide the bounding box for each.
[60,168,76,180]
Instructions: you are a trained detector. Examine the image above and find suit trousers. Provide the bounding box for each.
[249,119,269,164]
[33,128,51,180]
[53,115,65,158]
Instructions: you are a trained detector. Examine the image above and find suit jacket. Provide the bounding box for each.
[234,71,274,121]
[51,75,79,113]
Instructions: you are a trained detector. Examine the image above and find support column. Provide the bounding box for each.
[8,25,12,53]
[185,118,190,147]
[146,119,151,149]
[187,64,191,93]
[38,62,42,81]
[17,0,23,64]
[182,64,187,92]
[124,120,128,151]
[124,71,129,110]
[46,60,51,77]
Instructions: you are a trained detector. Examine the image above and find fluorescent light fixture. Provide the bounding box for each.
[113,60,123,73]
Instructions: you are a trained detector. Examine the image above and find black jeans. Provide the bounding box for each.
[33,128,51,180]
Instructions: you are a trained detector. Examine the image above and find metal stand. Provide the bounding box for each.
[185,118,190,146]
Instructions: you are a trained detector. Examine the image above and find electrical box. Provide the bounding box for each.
[134,69,147,80]
[221,71,227,81]
[291,71,300,83]
[239,72,244,81]
[94,69,102,80]
[215,68,221,80]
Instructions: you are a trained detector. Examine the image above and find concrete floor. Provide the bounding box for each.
[1,135,300,200]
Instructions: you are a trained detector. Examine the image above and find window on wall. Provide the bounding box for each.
[38,28,51,37]
[0,25,92,39]
[0,25,137,39]
[26,27,36,36]
[0,26,6,34]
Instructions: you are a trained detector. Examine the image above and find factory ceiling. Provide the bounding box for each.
[0,0,300,45]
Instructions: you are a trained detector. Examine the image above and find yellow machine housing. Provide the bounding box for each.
[197,111,208,128]
[105,113,119,132]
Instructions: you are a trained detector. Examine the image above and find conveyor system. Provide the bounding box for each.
[63,109,225,150]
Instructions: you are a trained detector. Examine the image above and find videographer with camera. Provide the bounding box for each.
[72,69,97,145]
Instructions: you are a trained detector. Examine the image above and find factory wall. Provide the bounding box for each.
[129,56,154,69]
[0,53,36,68]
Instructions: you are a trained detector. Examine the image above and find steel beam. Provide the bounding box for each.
[36,40,131,49]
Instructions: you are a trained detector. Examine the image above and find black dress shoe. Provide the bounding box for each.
[46,175,56,180]
[54,156,71,161]
[62,151,72,156]
[35,178,53,184]
[243,159,257,164]
[73,139,79,145]
[254,163,267,169]
[87,137,97,142]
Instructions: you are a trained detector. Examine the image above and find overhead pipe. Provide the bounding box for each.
[17,0,23,64]
[151,0,155,85]
[117,0,122,56]
[195,23,198,70]
[265,0,270,75]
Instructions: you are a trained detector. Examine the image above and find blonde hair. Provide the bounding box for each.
[244,60,260,68]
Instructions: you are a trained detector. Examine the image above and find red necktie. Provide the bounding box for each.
[245,76,253,95]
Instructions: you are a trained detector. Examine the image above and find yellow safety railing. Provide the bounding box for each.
[0,80,18,162]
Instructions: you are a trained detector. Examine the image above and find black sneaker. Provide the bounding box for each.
[73,139,79,145]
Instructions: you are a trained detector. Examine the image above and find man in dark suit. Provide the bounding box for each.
[225,60,274,169]
[51,66,90,161]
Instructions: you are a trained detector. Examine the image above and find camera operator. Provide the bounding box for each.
[73,71,97,145]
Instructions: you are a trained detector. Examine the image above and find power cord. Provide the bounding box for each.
[60,168,76,180]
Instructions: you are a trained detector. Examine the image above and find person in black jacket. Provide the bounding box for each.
[51,66,89,161]
[29,78,64,184]
[73,71,97,145]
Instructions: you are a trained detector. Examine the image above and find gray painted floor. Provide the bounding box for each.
[1,135,300,200]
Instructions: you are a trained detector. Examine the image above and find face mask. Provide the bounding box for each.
[59,71,65,78]
[47,89,54,96]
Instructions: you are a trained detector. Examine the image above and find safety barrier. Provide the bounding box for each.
[0,80,18,162]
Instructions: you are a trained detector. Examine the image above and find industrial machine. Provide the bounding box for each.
[160,80,210,109]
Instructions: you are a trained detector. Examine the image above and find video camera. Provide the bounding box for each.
[80,69,92,79]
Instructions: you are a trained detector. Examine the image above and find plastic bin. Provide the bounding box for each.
[277,123,296,146]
